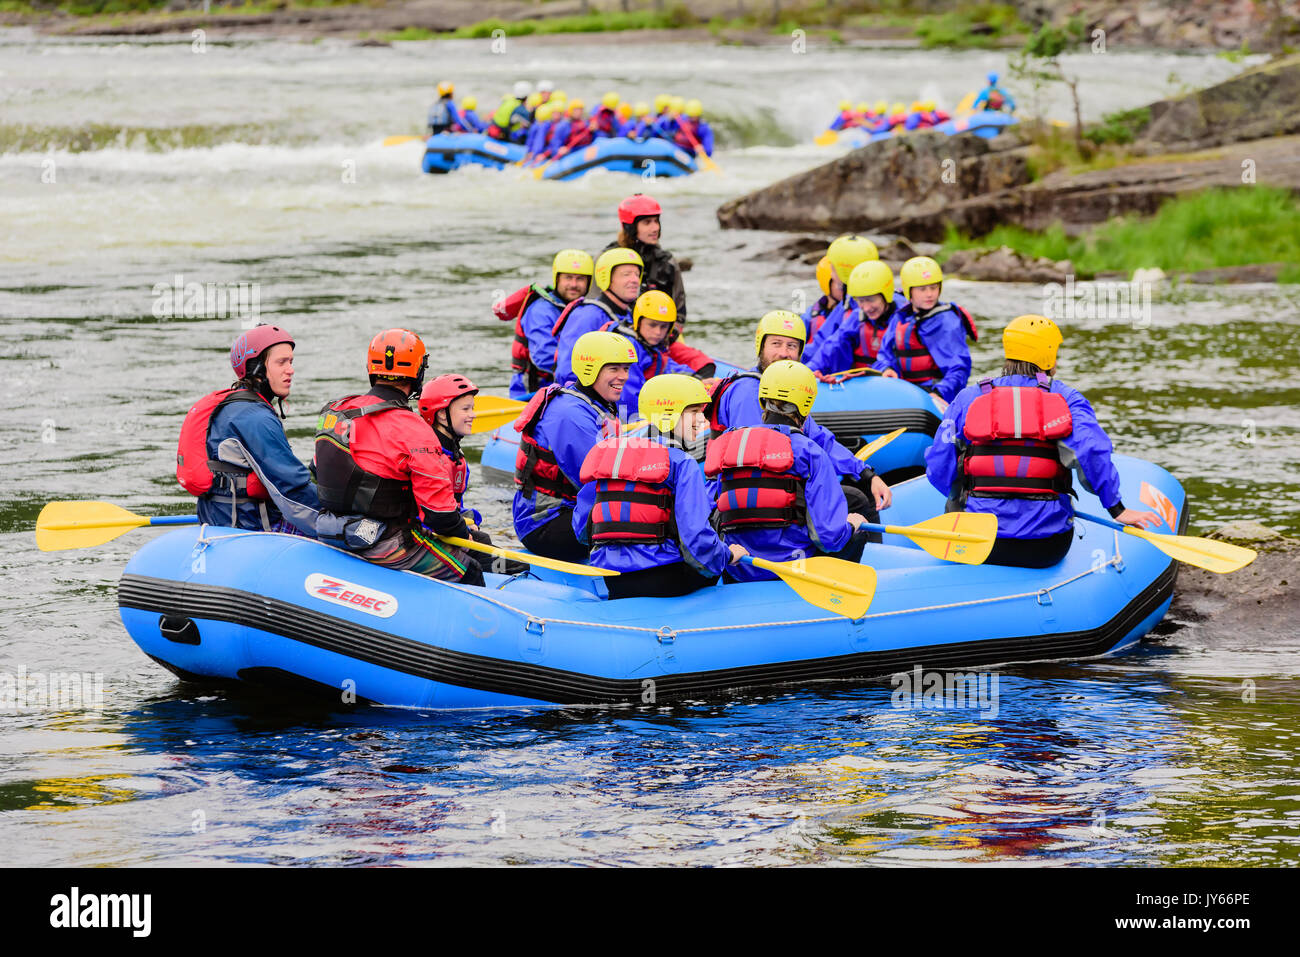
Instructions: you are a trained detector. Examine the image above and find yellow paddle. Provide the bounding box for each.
[855,427,907,462]
[470,395,527,434]
[862,512,998,565]
[438,535,618,578]
[383,134,424,147]
[1075,512,1256,574]
[676,122,719,173]
[36,501,199,552]
[740,555,876,619]
[955,91,977,116]
[814,128,839,146]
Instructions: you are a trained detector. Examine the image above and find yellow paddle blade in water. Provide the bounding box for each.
[1122,527,1256,574]
[955,92,977,116]
[36,501,149,552]
[814,129,839,146]
[746,555,876,619]
[882,512,998,565]
[383,135,424,147]
[855,427,907,461]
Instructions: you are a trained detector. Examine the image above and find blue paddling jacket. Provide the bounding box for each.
[873,302,973,402]
[925,374,1126,539]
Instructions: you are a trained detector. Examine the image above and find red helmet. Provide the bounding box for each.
[617,193,661,226]
[418,374,479,426]
[230,324,294,379]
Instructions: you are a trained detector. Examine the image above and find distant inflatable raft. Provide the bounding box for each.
[422,133,698,180]
[837,111,1017,148]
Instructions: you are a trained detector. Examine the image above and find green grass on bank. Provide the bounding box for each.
[939,187,1300,283]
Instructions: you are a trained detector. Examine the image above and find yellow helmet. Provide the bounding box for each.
[437,80,454,97]
[462,96,477,111]
[856,101,871,113]
[923,99,936,111]
[754,309,807,360]
[526,92,543,109]
[899,256,943,297]
[910,100,923,112]
[551,248,594,289]
[847,260,895,301]
[593,247,643,291]
[685,98,703,118]
[874,99,888,114]
[617,101,632,118]
[602,91,620,110]
[633,290,677,335]
[759,360,818,417]
[571,331,637,387]
[1003,315,1062,371]
[815,255,834,297]
[827,234,879,283]
[639,373,711,433]
[669,96,685,114]
[535,102,553,122]
[654,93,671,113]
[552,89,567,102]
[568,99,585,114]
[633,101,650,117]
[838,99,852,111]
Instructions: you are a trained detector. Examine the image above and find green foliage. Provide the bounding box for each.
[939,188,1300,279]
[444,7,698,41]
[1085,107,1151,146]
[914,3,1025,50]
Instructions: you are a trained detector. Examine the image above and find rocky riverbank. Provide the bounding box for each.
[718,54,1300,279]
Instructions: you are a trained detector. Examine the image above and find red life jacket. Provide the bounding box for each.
[579,438,675,544]
[704,427,806,532]
[706,370,759,437]
[986,89,1005,111]
[177,388,270,500]
[513,385,618,503]
[496,282,565,390]
[314,395,419,522]
[961,379,1073,501]
[893,304,978,385]
[807,296,835,343]
[853,306,892,367]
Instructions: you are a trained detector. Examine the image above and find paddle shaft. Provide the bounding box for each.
[41,514,199,532]
[861,521,987,544]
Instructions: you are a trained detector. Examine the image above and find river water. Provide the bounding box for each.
[1,31,1297,867]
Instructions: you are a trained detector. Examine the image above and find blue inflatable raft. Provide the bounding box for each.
[478,370,940,483]
[117,455,1185,710]
[421,134,697,179]
[421,133,525,174]
[838,111,1017,149]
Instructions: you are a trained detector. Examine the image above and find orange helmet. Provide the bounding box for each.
[367,328,428,387]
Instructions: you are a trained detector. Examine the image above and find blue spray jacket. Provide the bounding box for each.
[511,387,617,542]
[925,374,1125,539]
[552,296,632,388]
[508,292,565,400]
[457,108,485,133]
[197,396,318,530]
[710,369,871,483]
[709,424,853,582]
[573,439,729,577]
[524,118,552,157]
[805,295,906,374]
[872,301,973,402]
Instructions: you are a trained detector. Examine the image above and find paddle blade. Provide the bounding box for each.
[814,129,839,146]
[36,501,148,552]
[470,396,526,434]
[383,135,423,147]
[902,512,997,564]
[750,555,876,619]
[855,427,907,461]
[955,92,976,116]
[1124,528,1257,574]
[469,412,520,435]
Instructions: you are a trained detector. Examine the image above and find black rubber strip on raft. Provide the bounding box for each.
[810,407,942,442]
[548,153,693,181]
[119,558,1176,706]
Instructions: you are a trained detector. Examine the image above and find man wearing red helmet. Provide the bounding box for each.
[178,324,318,532]
[313,330,484,587]
[605,194,715,376]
